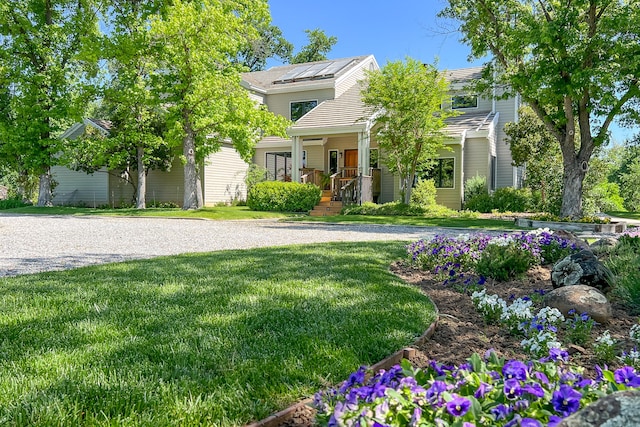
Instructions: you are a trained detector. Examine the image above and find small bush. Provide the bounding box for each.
[0,197,30,210]
[247,181,321,212]
[244,164,272,194]
[464,193,494,212]
[341,201,460,217]
[147,201,180,209]
[410,179,437,206]
[475,242,537,281]
[464,174,487,202]
[607,235,640,314]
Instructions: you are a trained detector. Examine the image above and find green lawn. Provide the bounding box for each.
[292,214,521,229]
[607,211,640,221]
[2,205,299,220]
[0,242,435,426]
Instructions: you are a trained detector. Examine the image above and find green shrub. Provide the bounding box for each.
[247,181,321,212]
[464,174,487,203]
[244,164,272,193]
[410,179,437,207]
[583,182,625,214]
[341,201,459,217]
[475,242,537,281]
[464,193,494,213]
[492,187,533,212]
[606,235,640,314]
[0,197,30,210]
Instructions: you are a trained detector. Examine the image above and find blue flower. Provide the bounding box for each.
[474,382,492,399]
[520,418,543,427]
[548,415,563,427]
[504,378,523,400]
[614,366,640,387]
[410,407,422,427]
[490,404,511,420]
[551,384,582,416]
[445,396,471,417]
[523,382,545,398]
[503,360,528,380]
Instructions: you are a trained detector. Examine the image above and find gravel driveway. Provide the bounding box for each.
[0,214,487,278]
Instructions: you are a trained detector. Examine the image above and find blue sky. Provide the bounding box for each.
[267,0,636,143]
[267,0,481,70]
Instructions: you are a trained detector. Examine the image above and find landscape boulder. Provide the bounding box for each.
[557,390,640,427]
[551,250,614,293]
[543,285,612,324]
[589,237,619,254]
[553,230,591,251]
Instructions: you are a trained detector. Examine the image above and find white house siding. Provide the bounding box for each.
[145,158,184,206]
[248,91,265,105]
[305,145,324,170]
[434,145,464,210]
[325,134,358,170]
[265,88,335,120]
[107,173,136,207]
[203,145,249,205]
[379,163,397,203]
[51,166,109,207]
[463,137,490,187]
[494,88,518,188]
[334,56,375,98]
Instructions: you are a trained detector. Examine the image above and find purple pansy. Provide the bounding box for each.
[551,384,582,416]
[474,382,492,399]
[504,378,524,400]
[523,382,545,398]
[548,415,563,427]
[490,403,512,420]
[446,396,471,417]
[614,366,640,387]
[503,360,528,380]
[520,418,543,427]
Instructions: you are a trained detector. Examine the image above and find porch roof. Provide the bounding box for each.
[444,111,496,136]
[287,84,371,136]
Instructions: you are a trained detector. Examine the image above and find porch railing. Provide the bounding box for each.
[300,168,324,187]
[339,175,374,207]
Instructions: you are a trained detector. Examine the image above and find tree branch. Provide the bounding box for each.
[595,79,640,145]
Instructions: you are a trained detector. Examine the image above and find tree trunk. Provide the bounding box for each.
[182,123,200,210]
[560,159,586,219]
[36,167,53,207]
[136,146,146,209]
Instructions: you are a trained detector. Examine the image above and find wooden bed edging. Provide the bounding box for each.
[245,317,439,427]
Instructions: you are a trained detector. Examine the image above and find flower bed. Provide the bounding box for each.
[515,218,627,233]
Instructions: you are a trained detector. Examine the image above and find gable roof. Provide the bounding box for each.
[444,111,496,137]
[241,55,373,93]
[444,66,484,83]
[59,118,112,140]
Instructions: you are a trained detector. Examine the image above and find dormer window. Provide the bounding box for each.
[290,100,318,121]
[451,94,478,109]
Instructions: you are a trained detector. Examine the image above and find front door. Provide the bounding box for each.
[344,149,358,177]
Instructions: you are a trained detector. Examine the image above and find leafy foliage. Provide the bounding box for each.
[247,181,321,212]
[362,58,457,204]
[0,0,101,206]
[410,179,437,207]
[290,28,337,64]
[441,1,640,218]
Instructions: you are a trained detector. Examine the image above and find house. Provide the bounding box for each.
[245,56,521,210]
[53,55,521,209]
[52,119,248,207]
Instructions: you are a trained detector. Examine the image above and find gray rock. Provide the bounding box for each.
[551,250,614,293]
[553,230,591,251]
[543,285,612,324]
[590,237,619,254]
[557,390,640,427]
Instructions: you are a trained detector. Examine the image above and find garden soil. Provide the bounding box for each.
[276,262,638,427]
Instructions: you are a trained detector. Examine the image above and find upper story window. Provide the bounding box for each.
[290,100,318,121]
[451,94,478,109]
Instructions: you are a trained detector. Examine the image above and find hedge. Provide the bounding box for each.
[247,181,321,212]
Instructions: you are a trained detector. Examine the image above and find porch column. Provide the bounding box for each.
[291,136,303,182]
[357,130,371,175]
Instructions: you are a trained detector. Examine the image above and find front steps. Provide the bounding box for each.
[309,191,342,217]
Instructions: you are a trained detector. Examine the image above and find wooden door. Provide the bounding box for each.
[344,149,358,177]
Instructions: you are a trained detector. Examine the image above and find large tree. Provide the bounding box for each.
[441,0,640,218]
[361,58,457,204]
[291,28,337,64]
[150,0,288,209]
[0,0,101,206]
[235,21,292,71]
[66,0,172,209]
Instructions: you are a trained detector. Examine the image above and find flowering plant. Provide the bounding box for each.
[593,330,617,363]
[564,310,597,346]
[314,350,640,427]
